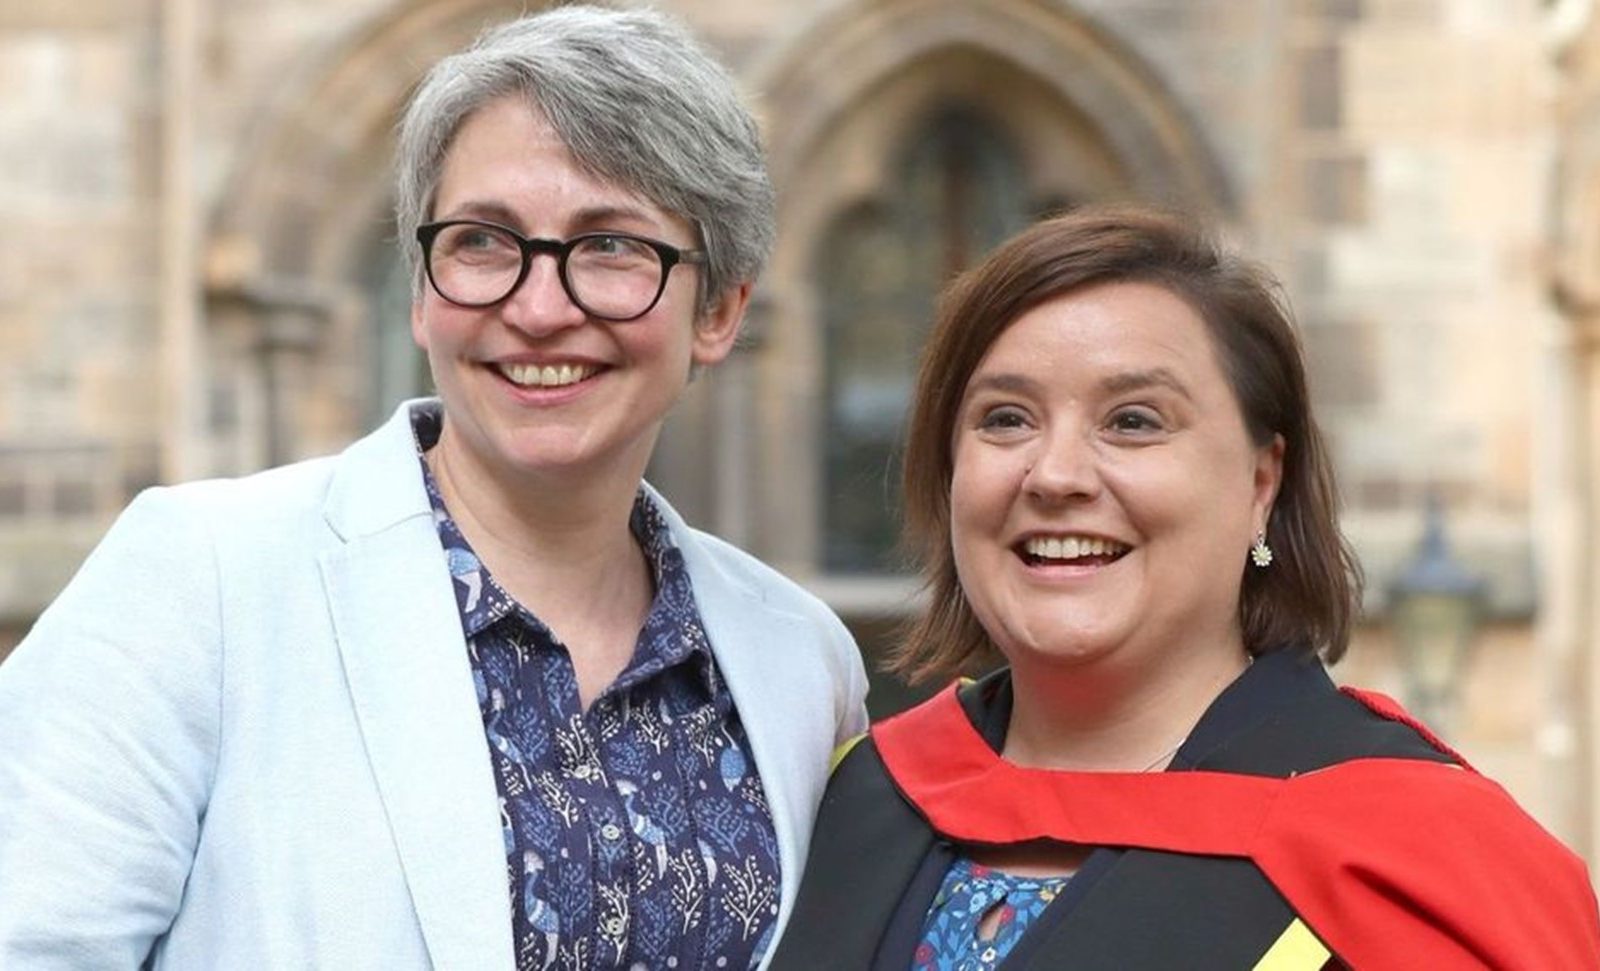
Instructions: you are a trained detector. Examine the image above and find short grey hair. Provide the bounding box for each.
[394,4,776,315]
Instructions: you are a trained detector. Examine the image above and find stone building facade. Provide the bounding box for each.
[4,0,1596,859]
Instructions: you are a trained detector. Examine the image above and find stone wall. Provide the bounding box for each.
[0,0,1587,848]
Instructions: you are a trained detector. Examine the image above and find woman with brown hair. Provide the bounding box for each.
[770,206,1600,970]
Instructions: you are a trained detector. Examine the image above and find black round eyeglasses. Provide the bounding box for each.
[415,220,707,321]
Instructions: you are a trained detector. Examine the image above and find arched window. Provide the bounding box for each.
[819,106,1036,572]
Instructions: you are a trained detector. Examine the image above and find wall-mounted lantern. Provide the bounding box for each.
[1388,494,1487,732]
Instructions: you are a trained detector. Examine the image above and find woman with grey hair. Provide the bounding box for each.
[0,6,867,969]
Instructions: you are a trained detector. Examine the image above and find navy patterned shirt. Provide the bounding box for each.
[410,405,781,970]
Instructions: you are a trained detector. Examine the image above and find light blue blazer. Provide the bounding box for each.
[0,401,869,969]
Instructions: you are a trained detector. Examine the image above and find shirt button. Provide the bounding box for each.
[601,823,622,841]
[573,764,593,780]
[604,916,625,936]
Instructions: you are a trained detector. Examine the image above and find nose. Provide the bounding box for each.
[499,253,587,338]
[1022,427,1101,504]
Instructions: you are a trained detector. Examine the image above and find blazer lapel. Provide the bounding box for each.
[649,489,840,927]
[318,402,513,970]
[702,594,820,903]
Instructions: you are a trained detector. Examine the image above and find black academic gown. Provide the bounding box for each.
[768,651,1587,970]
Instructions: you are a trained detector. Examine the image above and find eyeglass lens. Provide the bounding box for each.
[427,223,666,318]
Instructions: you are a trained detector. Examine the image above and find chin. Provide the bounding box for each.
[460,425,589,476]
[990,623,1123,671]
[506,443,607,477]
[1012,643,1119,673]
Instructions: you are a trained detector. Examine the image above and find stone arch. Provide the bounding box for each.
[750,0,1233,210]
[216,0,533,280]
[203,0,535,468]
[741,0,1236,580]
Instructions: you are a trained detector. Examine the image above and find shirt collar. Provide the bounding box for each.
[409,403,718,691]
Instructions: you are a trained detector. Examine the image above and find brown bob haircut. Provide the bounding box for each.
[891,205,1361,685]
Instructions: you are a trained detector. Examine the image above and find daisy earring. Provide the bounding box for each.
[1250,531,1273,568]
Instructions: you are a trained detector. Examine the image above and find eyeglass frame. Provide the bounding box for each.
[414,220,709,322]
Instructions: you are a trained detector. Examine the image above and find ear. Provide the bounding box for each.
[410,298,428,351]
[691,282,753,368]
[1252,433,1286,533]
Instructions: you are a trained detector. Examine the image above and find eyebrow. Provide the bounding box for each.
[1100,367,1194,401]
[435,199,524,228]
[963,372,1042,398]
[963,367,1195,401]
[433,200,668,236]
[568,204,664,230]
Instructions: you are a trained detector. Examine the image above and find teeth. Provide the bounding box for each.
[1023,535,1129,560]
[500,363,594,387]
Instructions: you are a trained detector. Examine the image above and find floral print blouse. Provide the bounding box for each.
[412,404,781,970]
[912,857,1071,971]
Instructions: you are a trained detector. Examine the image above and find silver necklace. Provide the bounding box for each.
[1137,737,1187,773]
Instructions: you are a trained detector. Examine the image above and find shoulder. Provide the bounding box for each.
[678,524,864,678]
[819,732,904,820]
[23,453,344,636]
[1262,758,1600,968]
[1313,686,1459,762]
[637,483,808,600]
[1277,756,1581,863]
[65,453,329,568]
[117,401,426,544]
[637,486,869,734]
[149,399,431,544]
[673,520,851,634]
[1279,755,1555,829]
[147,454,340,522]
[1193,654,1456,775]
[90,457,341,571]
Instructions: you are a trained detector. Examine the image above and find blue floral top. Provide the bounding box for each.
[411,405,781,970]
[912,858,1071,971]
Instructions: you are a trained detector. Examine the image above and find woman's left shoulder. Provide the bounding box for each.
[1261,757,1600,969]
[1272,754,1588,882]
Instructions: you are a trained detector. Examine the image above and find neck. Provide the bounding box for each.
[1001,639,1250,773]
[427,420,651,609]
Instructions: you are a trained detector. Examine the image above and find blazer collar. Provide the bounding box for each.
[319,399,514,969]
[322,398,437,541]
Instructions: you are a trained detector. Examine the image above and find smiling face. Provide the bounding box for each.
[411,95,745,489]
[949,281,1283,682]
